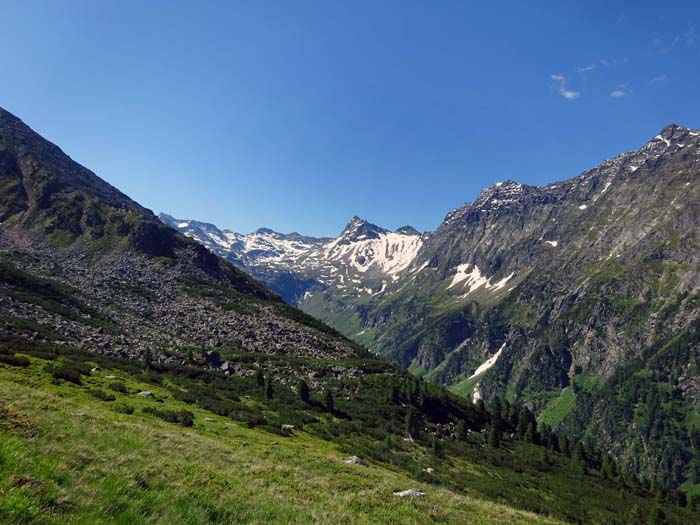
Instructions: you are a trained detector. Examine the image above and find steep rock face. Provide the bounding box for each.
[368,124,700,485]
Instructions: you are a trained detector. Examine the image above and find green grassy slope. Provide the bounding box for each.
[0,357,559,525]
[0,348,697,524]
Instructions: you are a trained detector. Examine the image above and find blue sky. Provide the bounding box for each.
[1,1,699,236]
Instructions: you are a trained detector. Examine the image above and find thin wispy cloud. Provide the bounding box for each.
[651,74,668,83]
[550,74,580,100]
[599,58,617,68]
[577,64,597,74]
[610,84,630,98]
[683,24,698,46]
[663,23,700,52]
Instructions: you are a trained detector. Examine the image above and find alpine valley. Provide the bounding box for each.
[1,104,699,525]
[164,123,700,490]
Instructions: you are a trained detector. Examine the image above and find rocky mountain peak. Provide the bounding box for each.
[337,216,388,244]
[395,225,420,236]
[647,123,700,149]
[442,180,532,225]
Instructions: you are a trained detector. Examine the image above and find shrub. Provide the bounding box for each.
[89,388,116,402]
[113,403,135,415]
[172,388,196,404]
[142,407,194,427]
[46,365,82,385]
[0,354,30,367]
[109,381,128,393]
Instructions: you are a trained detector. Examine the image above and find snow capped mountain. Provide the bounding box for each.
[159,214,423,304]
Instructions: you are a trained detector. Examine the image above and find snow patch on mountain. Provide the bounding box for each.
[159,213,422,303]
[469,343,506,379]
[448,264,514,293]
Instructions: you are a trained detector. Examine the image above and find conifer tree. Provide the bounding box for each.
[432,435,443,457]
[264,375,273,399]
[297,379,310,403]
[405,408,419,438]
[456,420,468,442]
[489,395,502,420]
[324,388,334,412]
[488,424,501,449]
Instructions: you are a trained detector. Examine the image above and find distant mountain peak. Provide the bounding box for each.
[395,225,420,236]
[338,216,388,243]
[650,123,699,148]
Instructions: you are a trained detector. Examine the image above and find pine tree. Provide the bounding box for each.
[516,408,530,438]
[383,435,392,452]
[405,408,418,439]
[561,435,571,457]
[324,388,334,412]
[389,385,400,404]
[488,424,501,449]
[264,375,273,400]
[456,420,468,442]
[411,379,421,405]
[255,369,265,387]
[432,435,442,457]
[602,455,617,480]
[572,442,587,474]
[549,432,560,453]
[525,420,538,445]
[297,379,310,403]
[489,396,502,420]
[501,399,511,421]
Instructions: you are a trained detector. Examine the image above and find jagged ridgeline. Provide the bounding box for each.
[0,106,698,524]
[166,124,700,492]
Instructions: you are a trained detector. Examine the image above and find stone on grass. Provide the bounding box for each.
[341,455,368,466]
[393,489,425,498]
[13,476,43,489]
[137,391,153,397]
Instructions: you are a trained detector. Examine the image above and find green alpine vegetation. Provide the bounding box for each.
[0,340,698,524]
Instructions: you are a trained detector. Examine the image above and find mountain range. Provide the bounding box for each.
[164,123,700,487]
[1,104,699,522]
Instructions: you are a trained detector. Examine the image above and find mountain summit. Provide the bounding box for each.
[336,216,388,244]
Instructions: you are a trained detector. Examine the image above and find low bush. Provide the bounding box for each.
[45,365,82,385]
[0,354,30,367]
[89,388,116,402]
[108,382,128,393]
[142,406,194,427]
[113,403,135,415]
